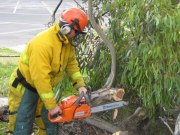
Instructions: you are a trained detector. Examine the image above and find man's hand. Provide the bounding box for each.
[78,86,87,94]
[49,105,62,117]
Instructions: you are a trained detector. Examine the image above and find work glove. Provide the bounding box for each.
[49,105,62,118]
[78,86,87,94]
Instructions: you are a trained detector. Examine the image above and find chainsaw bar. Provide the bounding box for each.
[91,101,129,113]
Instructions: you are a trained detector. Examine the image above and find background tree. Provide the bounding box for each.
[78,0,180,118]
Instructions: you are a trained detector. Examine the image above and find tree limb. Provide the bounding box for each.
[87,0,116,89]
[159,116,173,135]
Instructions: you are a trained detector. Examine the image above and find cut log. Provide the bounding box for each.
[91,88,125,105]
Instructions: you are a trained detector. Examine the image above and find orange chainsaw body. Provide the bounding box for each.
[48,95,91,123]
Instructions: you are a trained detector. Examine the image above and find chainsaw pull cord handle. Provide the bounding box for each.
[73,91,91,105]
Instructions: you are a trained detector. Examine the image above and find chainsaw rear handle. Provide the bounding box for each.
[73,91,90,105]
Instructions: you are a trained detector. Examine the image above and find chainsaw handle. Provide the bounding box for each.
[87,86,92,100]
[73,91,90,105]
[84,94,91,104]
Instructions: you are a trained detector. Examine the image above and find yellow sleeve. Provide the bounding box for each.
[29,43,56,110]
[66,47,85,89]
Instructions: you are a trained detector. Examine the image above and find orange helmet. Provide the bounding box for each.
[60,8,88,32]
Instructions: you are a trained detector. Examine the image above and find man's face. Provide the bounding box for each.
[66,29,76,39]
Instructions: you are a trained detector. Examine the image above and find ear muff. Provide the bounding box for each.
[60,24,72,35]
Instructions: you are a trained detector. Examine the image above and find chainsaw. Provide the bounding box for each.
[48,91,128,123]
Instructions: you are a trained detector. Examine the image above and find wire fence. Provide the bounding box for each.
[0,56,20,57]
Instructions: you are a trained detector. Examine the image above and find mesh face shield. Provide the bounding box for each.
[59,19,88,47]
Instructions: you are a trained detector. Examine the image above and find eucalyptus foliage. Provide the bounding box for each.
[78,0,180,117]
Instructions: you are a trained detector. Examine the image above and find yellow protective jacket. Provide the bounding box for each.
[9,23,85,110]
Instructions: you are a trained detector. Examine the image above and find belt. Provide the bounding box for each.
[12,69,37,93]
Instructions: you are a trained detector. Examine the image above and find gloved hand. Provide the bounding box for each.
[49,105,62,118]
[78,86,87,94]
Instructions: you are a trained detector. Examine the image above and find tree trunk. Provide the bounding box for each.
[87,0,116,89]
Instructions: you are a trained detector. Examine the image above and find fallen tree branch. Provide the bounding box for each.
[159,116,173,135]
[84,115,128,135]
[83,88,127,133]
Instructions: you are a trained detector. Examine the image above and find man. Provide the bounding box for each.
[8,8,88,135]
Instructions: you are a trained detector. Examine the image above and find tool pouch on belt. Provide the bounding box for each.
[12,69,37,93]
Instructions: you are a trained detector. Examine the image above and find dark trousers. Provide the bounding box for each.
[13,88,57,135]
